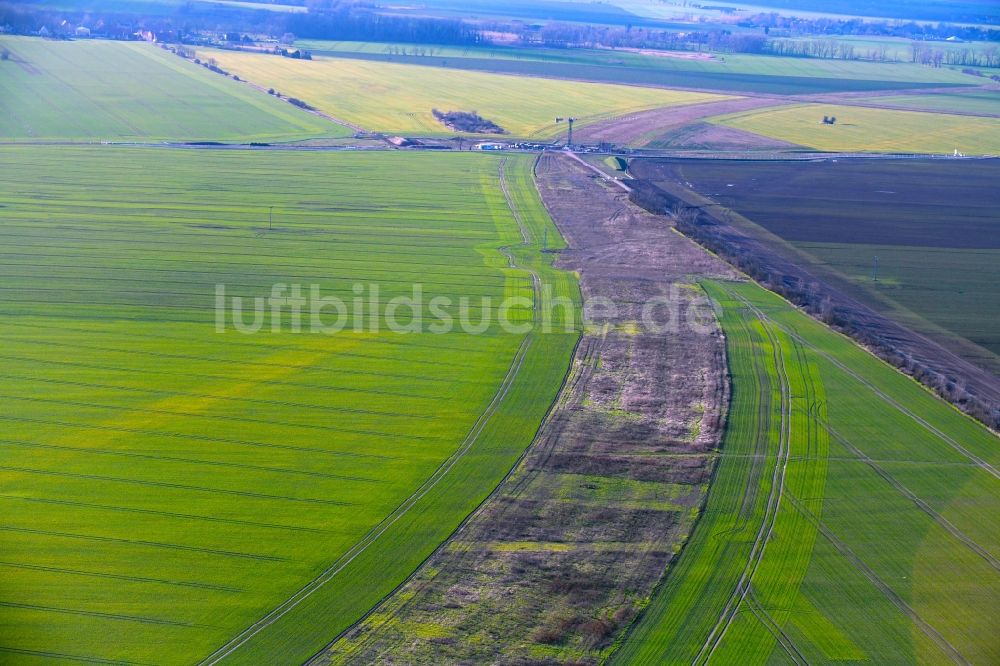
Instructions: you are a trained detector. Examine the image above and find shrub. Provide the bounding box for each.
[287,97,313,110]
[432,109,505,134]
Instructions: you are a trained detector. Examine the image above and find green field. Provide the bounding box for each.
[874,90,1000,116]
[297,39,981,83]
[199,48,731,137]
[712,103,1000,153]
[0,146,579,664]
[293,39,979,95]
[611,0,1000,24]
[654,157,1000,372]
[612,279,1000,664]
[800,243,1000,367]
[770,35,1000,64]
[0,37,343,142]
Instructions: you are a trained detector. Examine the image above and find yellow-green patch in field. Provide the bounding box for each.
[201,48,732,137]
[710,103,1000,154]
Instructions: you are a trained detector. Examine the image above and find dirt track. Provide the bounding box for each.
[572,96,792,146]
[315,152,738,664]
[573,83,1000,149]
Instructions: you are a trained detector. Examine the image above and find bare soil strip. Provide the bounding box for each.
[316,152,737,664]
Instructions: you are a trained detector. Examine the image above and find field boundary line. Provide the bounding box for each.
[745,589,808,666]
[728,288,1000,482]
[199,156,543,666]
[819,420,1000,572]
[158,42,365,134]
[198,335,533,665]
[785,494,970,665]
[695,295,795,664]
[302,154,581,662]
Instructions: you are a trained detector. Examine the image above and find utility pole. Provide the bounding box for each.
[872,255,879,281]
[543,227,548,251]
[555,116,577,148]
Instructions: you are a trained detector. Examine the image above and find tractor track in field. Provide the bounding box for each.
[300,154,557,664]
[0,645,150,665]
[694,288,797,664]
[200,336,533,666]
[784,493,970,665]
[745,589,808,666]
[818,419,1000,573]
[306,334,598,665]
[199,156,543,666]
[728,285,982,665]
[729,291,1000,482]
[496,156,542,309]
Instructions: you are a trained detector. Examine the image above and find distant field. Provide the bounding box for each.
[614,279,1000,664]
[0,37,341,142]
[294,40,979,95]
[201,48,730,137]
[213,0,306,11]
[711,103,1000,153]
[874,90,1000,116]
[722,0,1000,23]
[770,35,1000,64]
[296,39,980,82]
[666,158,1000,371]
[801,243,1000,367]
[377,0,718,30]
[611,0,1000,24]
[0,146,578,664]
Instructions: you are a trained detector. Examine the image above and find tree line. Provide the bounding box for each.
[769,38,1000,67]
[741,13,1000,43]
[627,180,999,430]
[0,0,479,46]
[286,6,479,45]
[529,22,768,54]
